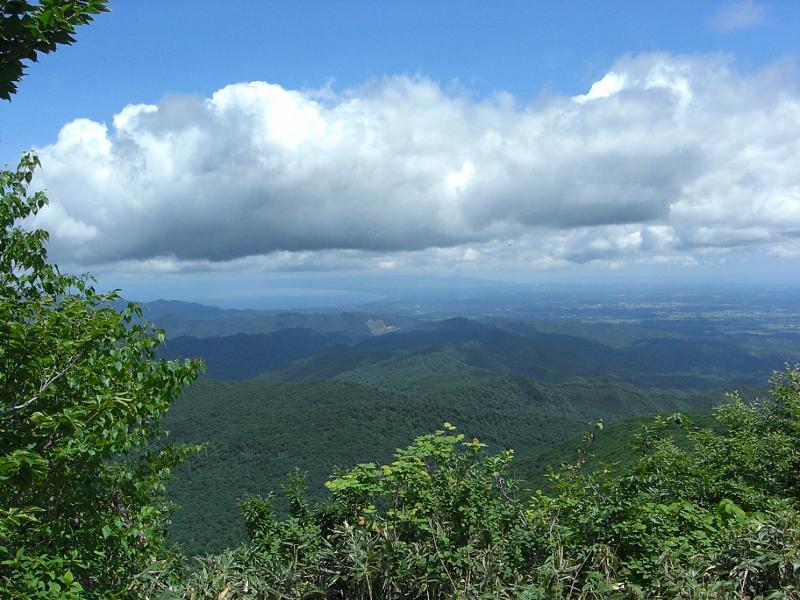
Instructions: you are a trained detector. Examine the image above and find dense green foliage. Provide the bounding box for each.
[0,155,201,597]
[164,374,719,555]
[0,0,109,99]
[181,368,800,599]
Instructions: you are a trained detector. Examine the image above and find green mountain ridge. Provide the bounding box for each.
[273,320,785,391]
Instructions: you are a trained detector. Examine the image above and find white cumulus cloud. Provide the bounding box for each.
[31,53,800,274]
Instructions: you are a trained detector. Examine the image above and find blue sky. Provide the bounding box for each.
[4,0,798,160]
[2,1,800,306]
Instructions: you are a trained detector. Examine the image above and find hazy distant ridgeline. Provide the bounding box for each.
[133,298,420,339]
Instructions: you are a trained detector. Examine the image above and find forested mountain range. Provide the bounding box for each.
[150,298,797,556]
[160,313,795,390]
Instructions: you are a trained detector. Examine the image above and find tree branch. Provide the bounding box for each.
[0,351,83,418]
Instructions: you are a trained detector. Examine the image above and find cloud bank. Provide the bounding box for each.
[33,53,800,274]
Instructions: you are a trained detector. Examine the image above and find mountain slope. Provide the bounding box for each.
[159,329,349,379]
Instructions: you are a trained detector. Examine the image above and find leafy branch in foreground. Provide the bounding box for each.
[0,0,109,100]
[182,369,800,599]
[0,154,202,598]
